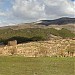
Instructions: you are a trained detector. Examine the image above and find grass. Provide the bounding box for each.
[0,56,74,75]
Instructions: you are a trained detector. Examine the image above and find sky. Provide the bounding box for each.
[0,0,75,27]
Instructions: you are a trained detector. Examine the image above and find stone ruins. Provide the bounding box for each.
[0,38,75,57]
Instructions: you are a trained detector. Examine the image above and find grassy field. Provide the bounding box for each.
[0,56,74,75]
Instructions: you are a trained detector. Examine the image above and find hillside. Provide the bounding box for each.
[0,17,75,44]
[0,28,75,44]
[0,17,75,33]
[0,17,75,57]
[36,17,75,25]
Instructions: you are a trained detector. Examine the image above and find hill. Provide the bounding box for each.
[36,17,75,25]
[0,17,75,44]
[0,28,75,44]
[0,17,75,33]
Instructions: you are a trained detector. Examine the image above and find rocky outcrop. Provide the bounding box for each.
[0,39,75,57]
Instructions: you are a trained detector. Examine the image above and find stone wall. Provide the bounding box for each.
[0,39,75,57]
[8,40,17,46]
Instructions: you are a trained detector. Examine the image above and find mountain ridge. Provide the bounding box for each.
[36,17,75,25]
[0,17,75,33]
[0,17,75,28]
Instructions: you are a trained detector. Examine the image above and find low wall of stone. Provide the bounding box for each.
[0,39,75,57]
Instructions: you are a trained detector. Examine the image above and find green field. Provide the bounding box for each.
[0,56,74,75]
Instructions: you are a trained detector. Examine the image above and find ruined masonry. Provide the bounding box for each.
[0,39,75,57]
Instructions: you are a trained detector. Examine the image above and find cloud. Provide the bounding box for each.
[0,0,75,26]
[11,0,75,20]
[43,0,75,18]
[11,0,45,21]
[0,12,6,16]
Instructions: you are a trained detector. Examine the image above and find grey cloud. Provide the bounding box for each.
[44,0,75,18]
[11,0,45,20]
[11,0,75,20]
